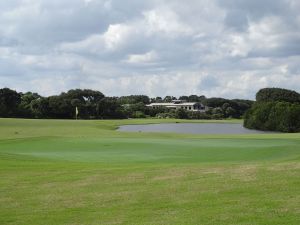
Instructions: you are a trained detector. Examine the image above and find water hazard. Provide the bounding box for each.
[118,123,275,134]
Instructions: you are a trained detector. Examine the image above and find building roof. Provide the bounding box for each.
[147,102,202,107]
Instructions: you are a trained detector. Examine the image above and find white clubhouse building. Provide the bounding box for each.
[146,100,207,112]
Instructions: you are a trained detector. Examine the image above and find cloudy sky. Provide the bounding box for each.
[1,0,300,99]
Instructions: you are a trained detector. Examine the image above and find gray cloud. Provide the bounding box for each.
[0,0,299,98]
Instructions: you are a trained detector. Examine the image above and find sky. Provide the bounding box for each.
[0,0,300,99]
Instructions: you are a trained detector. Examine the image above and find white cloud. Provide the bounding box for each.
[60,23,135,54]
[0,0,300,98]
[102,24,133,50]
[143,7,192,36]
[60,34,104,53]
[125,50,158,64]
[229,35,251,57]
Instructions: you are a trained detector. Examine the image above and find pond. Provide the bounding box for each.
[118,123,275,134]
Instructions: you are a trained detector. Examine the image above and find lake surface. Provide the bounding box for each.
[118,123,275,134]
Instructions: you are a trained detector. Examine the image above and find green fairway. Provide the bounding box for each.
[0,119,299,225]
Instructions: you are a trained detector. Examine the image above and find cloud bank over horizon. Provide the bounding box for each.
[0,0,300,99]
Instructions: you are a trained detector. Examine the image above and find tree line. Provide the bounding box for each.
[244,88,300,132]
[0,87,253,119]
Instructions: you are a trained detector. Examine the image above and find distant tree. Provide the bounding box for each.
[163,96,176,102]
[65,89,104,103]
[132,111,146,118]
[150,98,156,103]
[225,107,236,118]
[199,95,206,101]
[179,96,189,101]
[145,106,169,117]
[256,88,300,103]
[211,107,224,119]
[96,97,127,119]
[222,103,230,111]
[63,89,105,119]
[0,88,21,117]
[203,98,253,118]
[244,88,300,133]
[117,95,150,104]
[18,92,41,118]
[154,97,163,103]
[123,102,146,118]
[188,111,211,119]
[287,103,300,132]
[175,108,188,119]
[244,101,300,132]
[204,98,228,108]
[212,107,223,115]
[0,87,253,120]
[48,95,72,119]
[179,95,206,102]
[188,95,199,102]
[30,97,50,118]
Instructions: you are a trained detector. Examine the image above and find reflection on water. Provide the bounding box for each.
[118,123,275,134]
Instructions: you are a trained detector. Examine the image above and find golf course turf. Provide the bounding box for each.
[0,118,299,225]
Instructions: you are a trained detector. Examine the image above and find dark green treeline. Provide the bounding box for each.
[0,87,253,120]
[244,88,300,132]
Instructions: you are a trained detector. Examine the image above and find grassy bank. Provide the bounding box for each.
[0,118,299,225]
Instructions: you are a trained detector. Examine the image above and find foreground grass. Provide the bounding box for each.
[0,118,299,225]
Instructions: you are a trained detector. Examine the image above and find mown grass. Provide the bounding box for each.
[0,118,299,225]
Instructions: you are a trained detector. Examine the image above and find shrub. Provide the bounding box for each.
[244,101,300,133]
